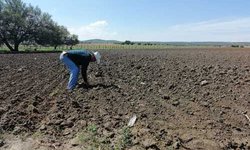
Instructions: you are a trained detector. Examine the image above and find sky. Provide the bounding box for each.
[22,0,250,42]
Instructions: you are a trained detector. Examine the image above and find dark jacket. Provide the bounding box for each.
[66,50,93,83]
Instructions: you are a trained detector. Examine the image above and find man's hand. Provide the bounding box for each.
[85,82,90,87]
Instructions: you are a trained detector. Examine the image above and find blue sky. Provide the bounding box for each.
[23,0,250,42]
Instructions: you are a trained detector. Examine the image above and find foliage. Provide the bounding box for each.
[0,0,78,51]
[0,1,3,45]
[35,22,69,49]
[72,124,134,150]
[65,34,79,49]
[114,127,132,150]
[0,0,41,51]
[122,40,134,45]
[121,127,132,147]
[231,45,244,48]
[87,124,98,135]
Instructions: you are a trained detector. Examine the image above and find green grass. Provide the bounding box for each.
[75,124,110,150]
[0,43,220,52]
[32,131,44,139]
[114,127,133,150]
[74,124,133,150]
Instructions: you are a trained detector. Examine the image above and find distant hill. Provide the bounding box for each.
[162,42,250,46]
[132,41,250,46]
[81,39,121,44]
[80,39,250,47]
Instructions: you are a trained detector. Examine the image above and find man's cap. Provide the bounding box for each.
[94,52,101,64]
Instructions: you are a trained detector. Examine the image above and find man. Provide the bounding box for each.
[60,50,101,90]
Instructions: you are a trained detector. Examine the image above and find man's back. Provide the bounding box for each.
[67,50,92,66]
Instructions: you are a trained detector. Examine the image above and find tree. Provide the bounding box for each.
[0,0,4,46]
[50,25,69,50]
[36,23,69,50]
[0,38,3,45]
[122,40,134,45]
[0,0,73,51]
[0,0,44,51]
[65,34,79,49]
[33,13,55,46]
[0,39,3,46]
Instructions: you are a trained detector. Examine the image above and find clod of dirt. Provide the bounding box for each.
[61,120,74,128]
[103,130,115,138]
[103,122,113,130]
[0,107,7,115]
[224,141,249,149]
[173,141,181,149]
[70,137,80,146]
[39,124,46,131]
[201,101,210,107]
[17,67,25,72]
[142,138,158,149]
[63,128,72,136]
[79,120,87,127]
[0,139,5,147]
[244,78,250,82]
[162,95,170,100]
[200,80,209,86]
[172,101,180,106]
[95,71,103,77]
[12,126,22,135]
[71,101,81,108]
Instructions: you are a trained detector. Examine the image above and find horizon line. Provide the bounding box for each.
[81,39,250,43]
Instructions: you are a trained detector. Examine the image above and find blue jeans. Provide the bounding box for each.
[60,52,79,90]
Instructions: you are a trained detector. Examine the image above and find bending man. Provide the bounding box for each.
[60,50,101,90]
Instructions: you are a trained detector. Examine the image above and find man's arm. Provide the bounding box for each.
[81,63,89,85]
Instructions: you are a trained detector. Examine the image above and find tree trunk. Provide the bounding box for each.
[14,42,19,52]
[54,45,57,50]
[3,40,14,51]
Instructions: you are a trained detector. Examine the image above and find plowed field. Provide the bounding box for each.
[0,48,250,150]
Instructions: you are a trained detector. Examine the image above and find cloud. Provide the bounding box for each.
[68,20,117,40]
[69,18,250,42]
[162,17,250,42]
